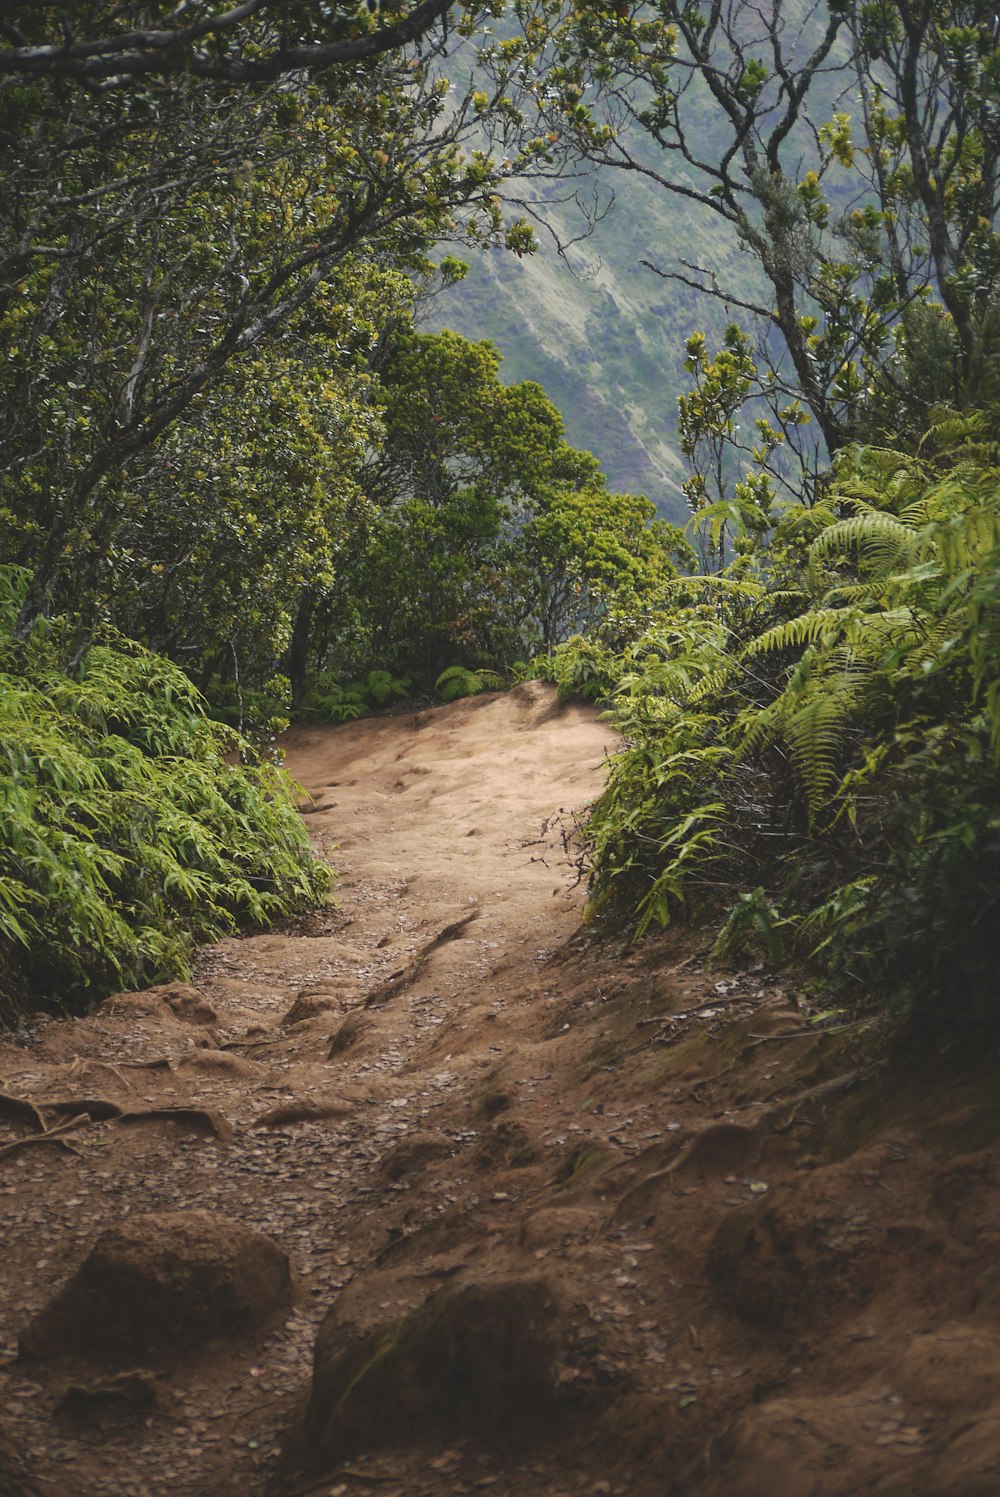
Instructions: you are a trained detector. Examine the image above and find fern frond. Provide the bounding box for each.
[782,678,861,822]
[744,608,856,658]
[808,511,916,574]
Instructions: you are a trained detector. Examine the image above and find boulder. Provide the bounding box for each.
[21,1210,292,1367]
[302,1275,571,1469]
[378,1130,454,1181]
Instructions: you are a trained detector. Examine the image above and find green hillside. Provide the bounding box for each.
[429,163,738,523]
[427,2,846,522]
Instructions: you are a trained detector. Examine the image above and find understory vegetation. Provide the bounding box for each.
[4,0,1000,1041]
[556,416,1000,1034]
[0,569,330,1019]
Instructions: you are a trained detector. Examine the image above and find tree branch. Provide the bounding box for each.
[0,0,458,84]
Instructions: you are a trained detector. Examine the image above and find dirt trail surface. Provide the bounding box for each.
[3,681,1000,1497]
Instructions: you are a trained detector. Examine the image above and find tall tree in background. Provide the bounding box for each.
[503,0,1000,512]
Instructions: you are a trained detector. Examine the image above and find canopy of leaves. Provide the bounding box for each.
[301,328,685,694]
[0,0,541,651]
[0,0,460,84]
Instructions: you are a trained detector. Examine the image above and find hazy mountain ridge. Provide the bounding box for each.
[426,0,845,520]
[429,173,743,522]
[425,57,760,522]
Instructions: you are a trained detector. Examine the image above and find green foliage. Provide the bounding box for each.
[0,572,330,1013]
[302,670,411,722]
[0,10,558,714]
[435,666,507,702]
[711,889,788,966]
[582,423,1000,1035]
[308,329,680,694]
[522,635,621,702]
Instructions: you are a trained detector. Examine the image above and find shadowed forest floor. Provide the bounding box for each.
[2,682,1000,1497]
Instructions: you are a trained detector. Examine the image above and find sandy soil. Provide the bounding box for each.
[1,681,1000,1497]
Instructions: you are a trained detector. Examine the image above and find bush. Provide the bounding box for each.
[0,571,331,1015]
[583,425,1000,1037]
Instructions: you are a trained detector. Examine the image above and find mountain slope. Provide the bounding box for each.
[429,163,748,522]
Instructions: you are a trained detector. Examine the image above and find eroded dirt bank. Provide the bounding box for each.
[2,682,1000,1497]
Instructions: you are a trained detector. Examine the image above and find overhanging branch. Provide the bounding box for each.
[0,0,457,83]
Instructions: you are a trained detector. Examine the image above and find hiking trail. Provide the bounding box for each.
[2,682,999,1497]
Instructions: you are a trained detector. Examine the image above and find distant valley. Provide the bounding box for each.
[428,132,752,523]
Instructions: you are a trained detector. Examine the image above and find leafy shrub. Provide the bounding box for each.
[204,674,292,742]
[0,572,331,1014]
[520,635,620,702]
[435,665,507,702]
[583,426,1000,1036]
[301,669,411,722]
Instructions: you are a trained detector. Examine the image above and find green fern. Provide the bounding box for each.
[435,665,507,703]
[0,575,332,1014]
[580,420,1000,1032]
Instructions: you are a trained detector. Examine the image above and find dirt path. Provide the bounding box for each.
[2,682,1000,1497]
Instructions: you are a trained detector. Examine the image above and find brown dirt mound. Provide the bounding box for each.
[709,1323,1000,1497]
[21,1210,292,1368]
[294,1274,581,1473]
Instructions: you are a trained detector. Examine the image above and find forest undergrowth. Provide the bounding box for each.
[537,413,1000,1041]
[4,0,1000,1057]
[0,568,329,1021]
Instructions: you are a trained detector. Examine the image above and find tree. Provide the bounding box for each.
[328,329,602,681]
[507,0,1000,492]
[104,266,406,725]
[519,481,692,646]
[0,0,459,85]
[0,8,538,645]
[294,327,686,693]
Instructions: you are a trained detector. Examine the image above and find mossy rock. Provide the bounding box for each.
[302,1275,574,1469]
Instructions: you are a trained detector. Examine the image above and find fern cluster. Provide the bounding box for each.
[583,425,1000,1034]
[301,669,412,722]
[0,571,331,1017]
[434,665,508,703]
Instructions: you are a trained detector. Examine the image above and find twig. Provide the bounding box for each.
[745,1029,822,1043]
